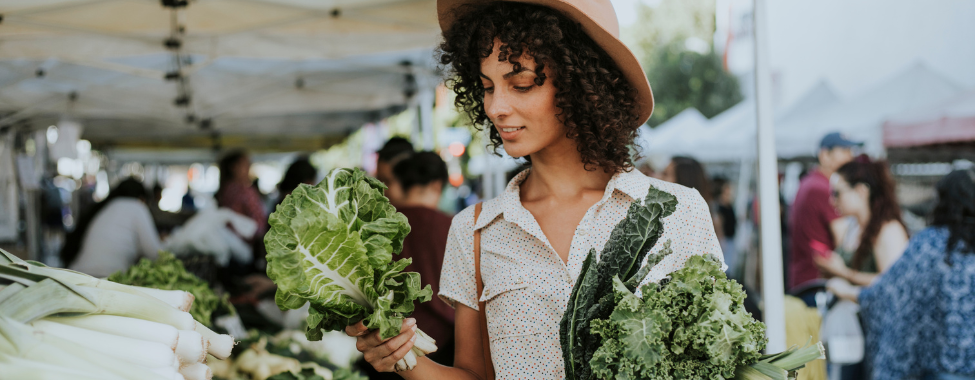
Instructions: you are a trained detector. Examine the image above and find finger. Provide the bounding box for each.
[372,326,416,360]
[381,333,418,371]
[345,321,369,337]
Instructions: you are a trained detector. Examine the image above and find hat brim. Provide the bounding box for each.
[437,0,654,129]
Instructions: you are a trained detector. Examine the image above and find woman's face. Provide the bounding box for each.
[234,156,251,183]
[480,39,567,159]
[830,175,869,216]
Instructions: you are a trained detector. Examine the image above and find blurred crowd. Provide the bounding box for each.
[53,132,975,380]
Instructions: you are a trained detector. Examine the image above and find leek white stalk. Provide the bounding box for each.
[0,276,196,330]
[0,316,172,380]
[30,319,177,369]
[195,322,235,359]
[8,261,194,312]
[46,314,179,351]
[150,365,187,380]
[179,362,213,380]
[0,354,121,380]
[176,330,207,365]
[394,350,418,372]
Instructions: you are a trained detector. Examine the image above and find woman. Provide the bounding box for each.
[216,150,268,242]
[815,158,909,288]
[858,169,975,380]
[344,1,723,379]
[64,178,160,277]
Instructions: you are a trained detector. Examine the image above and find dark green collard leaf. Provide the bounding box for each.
[265,168,429,341]
[560,187,678,380]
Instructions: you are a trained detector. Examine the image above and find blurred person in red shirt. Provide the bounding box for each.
[374,137,415,206]
[788,133,860,290]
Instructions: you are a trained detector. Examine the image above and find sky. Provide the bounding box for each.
[612,0,975,108]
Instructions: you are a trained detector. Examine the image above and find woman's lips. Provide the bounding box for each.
[498,126,525,140]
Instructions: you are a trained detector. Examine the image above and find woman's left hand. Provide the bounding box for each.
[813,253,851,279]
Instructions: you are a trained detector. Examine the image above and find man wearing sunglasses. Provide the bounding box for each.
[788,132,863,293]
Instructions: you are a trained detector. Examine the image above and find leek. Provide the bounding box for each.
[8,260,194,312]
[196,322,235,359]
[46,314,180,351]
[30,319,178,369]
[176,329,207,365]
[180,362,213,380]
[0,354,120,380]
[0,276,196,330]
[0,316,173,380]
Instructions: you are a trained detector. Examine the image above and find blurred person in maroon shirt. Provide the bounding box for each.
[393,151,455,365]
[788,133,861,291]
[374,137,415,206]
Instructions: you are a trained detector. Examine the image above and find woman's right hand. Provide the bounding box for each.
[345,318,418,372]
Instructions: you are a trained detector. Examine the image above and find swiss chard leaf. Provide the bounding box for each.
[266,168,431,341]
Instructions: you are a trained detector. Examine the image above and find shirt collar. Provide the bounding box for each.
[473,168,651,230]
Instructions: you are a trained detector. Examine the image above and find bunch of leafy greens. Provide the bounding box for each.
[264,168,436,370]
[109,251,234,327]
[560,187,678,380]
[589,254,767,379]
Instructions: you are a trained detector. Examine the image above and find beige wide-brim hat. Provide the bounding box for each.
[437,0,654,128]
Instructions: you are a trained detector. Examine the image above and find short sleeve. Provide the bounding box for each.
[688,191,726,269]
[640,186,727,288]
[438,205,478,311]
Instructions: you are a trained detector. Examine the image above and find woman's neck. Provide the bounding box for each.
[522,141,613,201]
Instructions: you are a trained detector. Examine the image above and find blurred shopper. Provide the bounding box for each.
[712,176,739,272]
[275,157,317,206]
[815,157,909,287]
[374,137,414,205]
[216,150,268,243]
[857,169,975,380]
[661,156,713,206]
[787,132,860,290]
[63,178,161,277]
[392,151,455,364]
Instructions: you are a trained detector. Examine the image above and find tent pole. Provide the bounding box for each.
[753,0,786,353]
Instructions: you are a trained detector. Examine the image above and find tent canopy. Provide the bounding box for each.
[0,0,441,151]
[639,63,962,163]
[883,88,975,148]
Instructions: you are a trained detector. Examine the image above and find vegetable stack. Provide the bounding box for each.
[561,188,824,380]
[265,168,437,371]
[0,249,235,380]
[109,251,235,328]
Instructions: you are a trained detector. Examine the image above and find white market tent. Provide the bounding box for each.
[0,0,441,151]
[638,80,840,162]
[811,62,961,157]
[639,63,961,163]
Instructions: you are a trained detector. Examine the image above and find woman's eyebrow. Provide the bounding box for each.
[479,68,536,81]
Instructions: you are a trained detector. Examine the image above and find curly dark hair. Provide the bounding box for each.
[437,2,641,173]
[932,169,975,262]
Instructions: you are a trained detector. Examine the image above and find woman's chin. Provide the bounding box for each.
[500,143,532,159]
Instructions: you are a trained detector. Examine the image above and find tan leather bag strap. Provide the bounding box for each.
[472,203,495,380]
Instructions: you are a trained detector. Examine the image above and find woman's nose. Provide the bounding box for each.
[485,90,512,121]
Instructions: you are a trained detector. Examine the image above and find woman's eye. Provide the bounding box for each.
[514,85,534,92]
[484,86,494,94]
